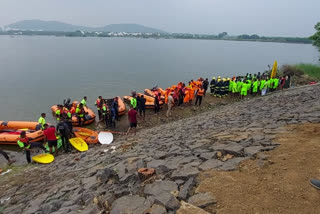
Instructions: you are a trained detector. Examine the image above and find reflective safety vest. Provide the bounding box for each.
[95,99,102,110]
[56,109,61,121]
[17,137,30,148]
[131,98,137,108]
[197,89,204,96]
[81,99,87,106]
[76,107,85,117]
[102,104,107,115]
[260,80,266,90]
[273,78,279,89]
[38,117,46,129]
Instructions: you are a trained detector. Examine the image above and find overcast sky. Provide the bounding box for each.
[0,0,319,37]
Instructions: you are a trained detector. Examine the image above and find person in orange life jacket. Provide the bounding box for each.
[17,131,47,163]
[95,96,103,121]
[195,85,205,106]
[76,103,87,126]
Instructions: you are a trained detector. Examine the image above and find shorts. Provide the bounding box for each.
[48,140,57,147]
[130,123,137,128]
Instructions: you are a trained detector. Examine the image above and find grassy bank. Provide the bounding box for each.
[294,63,320,80]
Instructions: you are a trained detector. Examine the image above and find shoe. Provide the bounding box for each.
[310,179,320,190]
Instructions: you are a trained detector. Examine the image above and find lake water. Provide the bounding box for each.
[0,36,319,124]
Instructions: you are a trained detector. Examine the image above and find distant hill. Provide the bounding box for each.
[4,20,167,33]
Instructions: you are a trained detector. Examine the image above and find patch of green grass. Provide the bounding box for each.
[294,63,320,80]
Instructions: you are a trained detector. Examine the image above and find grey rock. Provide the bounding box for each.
[171,167,199,181]
[153,192,180,211]
[198,159,223,171]
[178,177,196,200]
[119,173,139,184]
[145,204,168,214]
[96,168,119,184]
[144,180,178,196]
[199,152,217,160]
[188,192,217,208]
[212,142,244,156]
[111,195,151,214]
[219,157,248,171]
[244,146,264,157]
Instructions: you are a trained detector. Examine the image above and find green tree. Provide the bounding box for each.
[310,22,320,50]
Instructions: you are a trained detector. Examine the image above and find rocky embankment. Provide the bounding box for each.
[1,84,320,214]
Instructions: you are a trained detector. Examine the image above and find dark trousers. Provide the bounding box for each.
[77,116,87,126]
[203,88,208,96]
[0,149,9,161]
[97,109,102,120]
[115,108,119,120]
[61,135,71,152]
[154,104,160,113]
[195,95,203,106]
[26,143,46,163]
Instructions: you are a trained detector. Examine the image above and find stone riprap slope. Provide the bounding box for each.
[1,84,319,214]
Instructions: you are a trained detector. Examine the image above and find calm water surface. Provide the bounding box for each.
[0,36,319,124]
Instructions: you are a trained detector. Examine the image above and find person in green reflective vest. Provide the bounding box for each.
[240,80,248,99]
[38,113,46,130]
[273,77,279,91]
[252,79,258,96]
[76,103,87,126]
[259,78,266,91]
[131,96,137,110]
[81,96,87,107]
[236,78,243,97]
[55,105,63,121]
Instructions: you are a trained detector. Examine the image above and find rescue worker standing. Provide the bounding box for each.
[210,77,216,95]
[195,85,205,106]
[56,116,71,153]
[95,96,103,121]
[131,95,137,110]
[112,97,119,121]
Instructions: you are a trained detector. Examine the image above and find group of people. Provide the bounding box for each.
[1,72,289,166]
[209,73,291,99]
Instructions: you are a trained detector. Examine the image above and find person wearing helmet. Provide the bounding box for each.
[215,77,223,98]
[210,77,216,95]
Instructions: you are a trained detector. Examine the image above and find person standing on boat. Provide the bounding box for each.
[37,113,46,130]
[17,131,47,163]
[95,96,103,121]
[81,96,87,107]
[55,105,63,121]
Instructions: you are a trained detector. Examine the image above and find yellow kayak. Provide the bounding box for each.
[32,154,54,164]
[69,137,88,152]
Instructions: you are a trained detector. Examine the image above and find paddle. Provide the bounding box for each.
[78,132,91,137]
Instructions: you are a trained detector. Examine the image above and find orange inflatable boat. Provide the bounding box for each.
[51,101,96,126]
[144,89,165,100]
[0,121,44,145]
[124,94,163,109]
[73,127,99,144]
[104,96,126,116]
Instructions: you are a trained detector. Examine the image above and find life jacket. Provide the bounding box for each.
[96,99,102,109]
[17,137,30,146]
[197,89,204,96]
[76,107,85,117]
